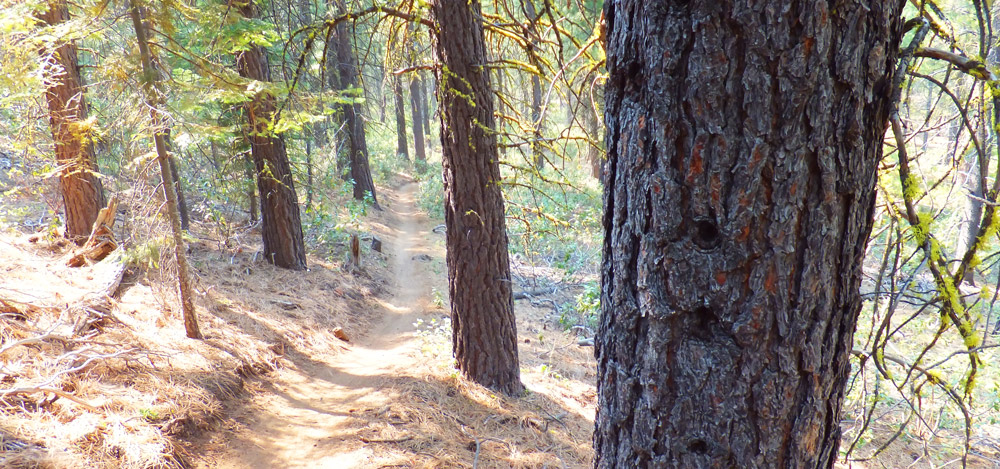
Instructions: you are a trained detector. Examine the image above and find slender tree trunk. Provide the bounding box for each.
[424,72,435,148]
[410,74,427,162]
[167,155,190,230]
[394,76,409,160]
[595,1,904,467]
[128,0,201,339]
[305,138,314,208]
[525,0,544,169]
[377,66,387,124]
[38,0,105,243]
[234,0,307,270]
[210,140,220,170]
[585,98,602,182]
[530,74,543,167]
[430,0,522,396]
[332,2,379,207]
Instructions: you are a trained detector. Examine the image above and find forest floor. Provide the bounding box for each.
[5,175,997,467]
[192,180,596,468]
[0,177,597,468]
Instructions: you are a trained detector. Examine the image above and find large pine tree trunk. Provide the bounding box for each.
[394,76,409,160]
[38,0,105,243]
[430,0,522,396]
[595,1,905,467]
[234,0,307,270]
[333,5,379,208]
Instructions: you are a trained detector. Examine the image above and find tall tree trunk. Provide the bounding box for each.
[38,0,105,243]
[128,0,201,339]
[234,0,307,270]
[430,0,522,396]
[410,74,427,162]
[394,76,409,160]
[332,3,379,207]
[595,1,904,467]
[377,66,387,125]
[323,39,348,180]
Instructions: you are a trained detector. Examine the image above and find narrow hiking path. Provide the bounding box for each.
[198,182,437,468]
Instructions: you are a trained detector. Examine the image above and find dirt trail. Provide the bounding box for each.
[201,182,437,468]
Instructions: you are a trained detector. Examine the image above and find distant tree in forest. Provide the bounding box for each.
[331,0,379,208]
[406,38,428,162]
[595,1,904,467]
[408,71,426,163]
[430,0,522,396]
[393,76,408,160]
[36,0,105,243]
[523,0,544,170]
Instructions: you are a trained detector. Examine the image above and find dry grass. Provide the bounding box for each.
[347,373,594,468]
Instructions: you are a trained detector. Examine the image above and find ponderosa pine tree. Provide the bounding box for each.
[234,0,307,270]
[408,71,426,163]
[595,1,905,467]
[430,0,522,396]
[37,0,105,243]
[393,76,408,160]
[332,0,379,208]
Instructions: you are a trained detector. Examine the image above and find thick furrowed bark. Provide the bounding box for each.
[234,0,307,270]
[596,2,905,467]
[430,0,522,396]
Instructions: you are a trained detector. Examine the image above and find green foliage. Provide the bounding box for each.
[138,408,160,422]
[413,316,451,359]
[430,287,445,309]
[417,162,445,218]
[560,281,600,332]
[122,237,169,270]
[503,167,602,278]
